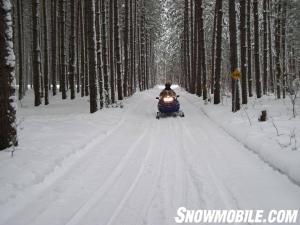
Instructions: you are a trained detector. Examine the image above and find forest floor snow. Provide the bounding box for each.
[0,86,299,225]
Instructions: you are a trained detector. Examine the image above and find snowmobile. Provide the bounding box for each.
[156,93,185,119]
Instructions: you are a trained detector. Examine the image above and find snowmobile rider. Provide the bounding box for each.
[159,82,176,98]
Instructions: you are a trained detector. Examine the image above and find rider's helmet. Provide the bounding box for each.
[165,82,172,90]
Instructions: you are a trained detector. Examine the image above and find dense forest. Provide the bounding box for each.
[0,0,300,150]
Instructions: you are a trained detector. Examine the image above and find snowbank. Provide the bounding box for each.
[186,93,300,186]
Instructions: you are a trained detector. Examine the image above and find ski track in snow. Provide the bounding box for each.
[1,87,300,225]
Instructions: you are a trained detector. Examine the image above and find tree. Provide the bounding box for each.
[229,0,240,112]
[109,0,115,103]
[32,0,41,106]
[42,0,49,105]
[96,0,104,108]
[17,0,24,100]
[51,0,57,96]
[123,0,129,97]
[275,1,282,99]
[281,0,287,98]
[69,0,76,100]
[85,0,98,113]
[79,1,85,98]
[190,0,196,94]
[211,2,218,94]
[197,0,207,100]
[263,0,268,94]
[140,0,146,91]
[59,0,67,99]
[129,0,135,95]
[184,0,190,91]
[268,0,274,93]
[247,0,253,97]
[213,0,223,104]
[101,0,109,106]
[253,0,262,98]
[0,0,17,150]
[114,0,122,100]
[240,0,248,104]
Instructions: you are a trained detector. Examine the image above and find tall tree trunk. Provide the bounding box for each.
[51,0,57,96]
[190,0,196,94]
[32,0,41,106]
[17,0,24,100]
[211,2,218,94]
[195,6,202,98]
[140,1,146,91]
[0,0,17,150]
[76,0,80,93]
[86,0,98,113]
[101,0,109,106]
[59,0,67,99]
[268,0,274,93]
[240,0,248,104]
[213,0,223,104]
[281,0,287,98]
[184,0,190,91]
[263,0,268,94]
[80,1,85,97]
[275,1,282,98]
[96,0,103,108]
[109,0,115,103]
[253,0,262,98]
[229,0,240,112]
[84,3,89,97]
[129,0,134,95]
[198,0,207,100]
[42,0,49,105]
[247,0,253,97]
[114,0,122,100]
[123,0,129,97]
[69,0,76,100]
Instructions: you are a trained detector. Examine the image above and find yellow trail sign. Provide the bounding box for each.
[231,68,241,80]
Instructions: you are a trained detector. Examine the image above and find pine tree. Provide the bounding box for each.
[17,0,24,100]
[253,0,262,98]
[123,0,129,97]
[247,0,253,97]
[109,0,115,103]
[32,0,41,106]
[229,0,240,112]
[86,0,98,113]
[114,0,122,100]
[240,0,248,104]
[101,0,109,106]
[263,0,268,94]
[96,0,104,109]
[42,0,49,105]
[0,0,17,150]
[213,0,223,104]
[51,0,57,96]
[59,0,67,99]
[69,0,76,100]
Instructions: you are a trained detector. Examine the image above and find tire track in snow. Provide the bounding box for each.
[176,118,208,209]
[63,124,152,225]
[179,94,240,209]
[105,121,161,225]
[0,97,144,225]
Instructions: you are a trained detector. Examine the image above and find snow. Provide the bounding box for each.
[0,87,299,225]
[187,93,300,186]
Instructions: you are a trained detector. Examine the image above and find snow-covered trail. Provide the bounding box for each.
[1,87,300,225]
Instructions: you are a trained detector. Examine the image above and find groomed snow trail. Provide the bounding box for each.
[1,87,300,225]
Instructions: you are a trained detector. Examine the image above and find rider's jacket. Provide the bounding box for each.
[159,89,176,98]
